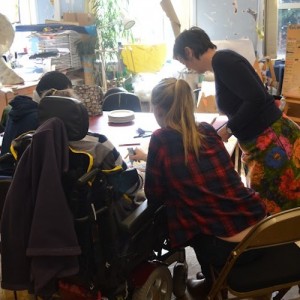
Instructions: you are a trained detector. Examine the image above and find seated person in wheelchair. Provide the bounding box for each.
[39,88,144,199]
[144,78,268,297]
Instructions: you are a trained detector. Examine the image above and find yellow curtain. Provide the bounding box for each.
[121,44,167,73]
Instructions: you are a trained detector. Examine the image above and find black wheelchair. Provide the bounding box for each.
[0,96,188,300]
[59,150,188,300]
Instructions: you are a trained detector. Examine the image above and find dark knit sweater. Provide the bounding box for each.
[212,49,282,141]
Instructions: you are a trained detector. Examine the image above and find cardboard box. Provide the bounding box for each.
[45,19,79,25]
[62,13,77,24]
[63,13,95,26]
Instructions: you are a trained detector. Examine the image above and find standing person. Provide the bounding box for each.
[144,78,267,297]
[173,26,300,214]
[1,71,72,157]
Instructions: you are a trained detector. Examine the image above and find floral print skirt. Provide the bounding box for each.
[239,115,300,214]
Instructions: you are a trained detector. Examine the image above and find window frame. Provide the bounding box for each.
[2,0,20,24]
[266,1,300,58]
[277,2,300,57]
[278,3,300,9]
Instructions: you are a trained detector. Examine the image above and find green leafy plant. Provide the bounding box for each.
[90,0,122,53]
[88,0,133,90]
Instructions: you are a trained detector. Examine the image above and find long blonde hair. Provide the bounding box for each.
[151,78,204,163]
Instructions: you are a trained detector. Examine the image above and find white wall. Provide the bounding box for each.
[195,0,264,57]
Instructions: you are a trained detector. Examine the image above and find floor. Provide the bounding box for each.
[171,246,300,300]
[0,247,299,299]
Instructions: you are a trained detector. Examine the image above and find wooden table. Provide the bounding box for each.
[89,112,240,171]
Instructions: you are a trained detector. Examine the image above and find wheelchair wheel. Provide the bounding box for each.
[132,265,173,300]
[172,262,188,298]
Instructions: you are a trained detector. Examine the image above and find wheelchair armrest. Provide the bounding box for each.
[120,199,164,235]
[0,153,13,163]
[76,167,123,186]
[0,153,15,176]
[77,168,99,185]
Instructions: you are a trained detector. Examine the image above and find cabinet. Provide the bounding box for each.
[0,82,37,117]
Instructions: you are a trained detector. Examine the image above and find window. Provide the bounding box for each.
[277,0,300,57]
[126,0,191,60]
[2,0,20,24]
[127,0,174,58]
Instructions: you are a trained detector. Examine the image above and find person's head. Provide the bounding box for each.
[151,78,204,163]
[38,89,89,141]
[173,27,216,73]
[33,71,72,102]
[151,78,193,127]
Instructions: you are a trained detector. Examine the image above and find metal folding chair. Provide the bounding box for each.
[207,207,300,300]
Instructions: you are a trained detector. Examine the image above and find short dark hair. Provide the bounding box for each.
[36,71,72,97]
[173,27,216,60]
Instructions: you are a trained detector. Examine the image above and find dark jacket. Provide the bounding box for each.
[0,118,81,297]
[1,95,39,155]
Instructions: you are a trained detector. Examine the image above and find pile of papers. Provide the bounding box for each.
[29,30,82,71]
